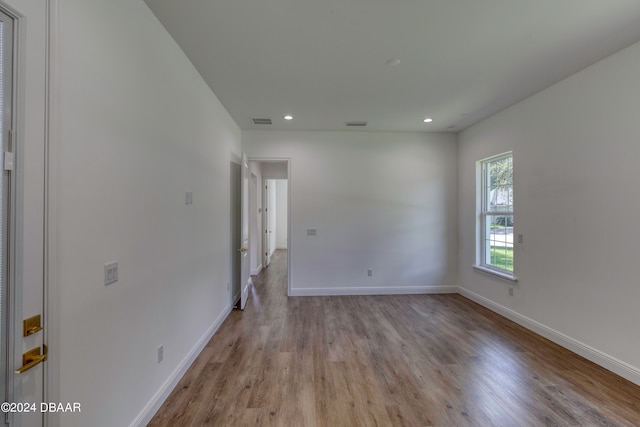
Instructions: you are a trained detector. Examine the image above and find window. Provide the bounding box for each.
[478,153,514,277]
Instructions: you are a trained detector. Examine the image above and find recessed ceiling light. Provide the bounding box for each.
[283,115,293,120]
[385,58,401,67]
[423,117,433,123]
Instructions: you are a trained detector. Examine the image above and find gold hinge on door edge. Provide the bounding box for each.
[16,345,48,374]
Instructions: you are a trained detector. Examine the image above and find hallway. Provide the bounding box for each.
[150,249,640,426]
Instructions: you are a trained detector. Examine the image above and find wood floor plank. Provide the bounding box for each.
[150,250,640,426]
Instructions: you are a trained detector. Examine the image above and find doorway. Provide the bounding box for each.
[231,159,290,309]
[229,161,241,307]
[247,159,290,296]
[264,179,287,268]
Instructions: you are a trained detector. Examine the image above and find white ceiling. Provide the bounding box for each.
[144,0,640,133]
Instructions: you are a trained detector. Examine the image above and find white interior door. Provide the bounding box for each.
[0,9,14,421]
[263,181,271,268]
[249,173,258,274]
[2,3,47,426]
[239,154,251,310]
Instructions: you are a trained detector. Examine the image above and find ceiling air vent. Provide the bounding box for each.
[252,118,272,125]
[345,121,367,127]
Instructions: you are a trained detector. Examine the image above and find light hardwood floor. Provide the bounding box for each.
[149,250,640,426]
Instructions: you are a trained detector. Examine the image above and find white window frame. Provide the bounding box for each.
[474,152,517,282]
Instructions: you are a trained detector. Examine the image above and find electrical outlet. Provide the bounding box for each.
[517,234,524,244]
[104,262,118,286]
[185,192,193,205]
[508,286,514,296]
[307,229,317,236]
[158,345,164,363]
[367,269,373,277]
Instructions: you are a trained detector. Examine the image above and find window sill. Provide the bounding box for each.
[473,265,518,283]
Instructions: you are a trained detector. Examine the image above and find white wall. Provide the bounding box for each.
[261,161,288,179]
[458,39,640,385]
[55,1,241,426]
[275,180,288,249]
[244,131,458,296]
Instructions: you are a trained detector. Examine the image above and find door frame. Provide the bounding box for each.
[0,0,59,425]
[44,0,60,424]
[0,3,20,419]
[247,157,291,297]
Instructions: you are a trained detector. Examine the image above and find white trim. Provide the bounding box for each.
[45,1,60,426]
[246,156,291,297]
[287,160,291,297]
[250,264,262,276]
[478,152,514,273]
[459,287,640,387]
[1,4,22,423]
[472,265,518,282]
[129,304,232,427]
[276,245,287,250]
[290,285,458,297]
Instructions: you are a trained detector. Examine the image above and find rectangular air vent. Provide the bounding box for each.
[252,118,272,125]
[345,121,367,127]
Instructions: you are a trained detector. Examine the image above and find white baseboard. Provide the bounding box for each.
[129,304,232,427]
[290,285,458,297]
[276,245,287,250]
[251,264,262,275]
[459,287,640,387]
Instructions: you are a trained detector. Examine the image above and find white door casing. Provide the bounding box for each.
[0,5,16,423]
[262,181,270,268]
[2,1,49,427]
